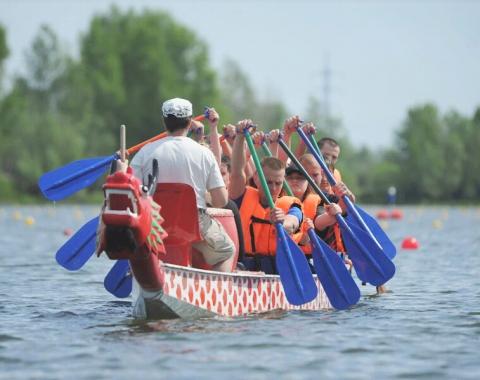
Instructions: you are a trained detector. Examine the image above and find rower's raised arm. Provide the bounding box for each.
[278,115,301,163]
[268,129,281,158]
[207,108,222,166]
[229,119,251,200]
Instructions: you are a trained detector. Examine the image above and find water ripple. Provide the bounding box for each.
[1,205,479,380]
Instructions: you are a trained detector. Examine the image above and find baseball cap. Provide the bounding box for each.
[162,98,193,118]
[285,164,304,177]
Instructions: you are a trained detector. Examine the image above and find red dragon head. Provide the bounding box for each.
[99,166,167,260]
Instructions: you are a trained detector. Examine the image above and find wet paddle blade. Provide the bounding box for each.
[345,205,397,259]
[55,216,99,271]
[38,155,115,201]
[340,218,396,286]
[275,225,318,305]
[104,260,132,298]
[308,230,360,310]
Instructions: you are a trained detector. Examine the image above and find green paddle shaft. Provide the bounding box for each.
[309,134,322,155]
[261,142,294,196]
[245,134,275,208]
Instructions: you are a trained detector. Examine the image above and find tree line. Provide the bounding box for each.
[0,7,479,203]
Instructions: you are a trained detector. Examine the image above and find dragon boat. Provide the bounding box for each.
[98,166,332,319]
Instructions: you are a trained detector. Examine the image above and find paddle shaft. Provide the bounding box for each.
[261,142,294,196]
[243,129,306,296]
[126,114,206,155]
[245,132,275,208]
[120,125,126,162]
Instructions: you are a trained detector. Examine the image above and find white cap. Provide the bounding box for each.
[162,98,193,118]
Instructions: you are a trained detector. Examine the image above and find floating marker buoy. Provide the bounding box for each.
[63,228,73,236]
[24,216,35,225]
[377,210,389,219]
[12,211,22,221]
[74,208,84,220]
[390,209,403,220]
[401,236,419,250]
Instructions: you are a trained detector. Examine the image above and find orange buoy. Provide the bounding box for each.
[390,209,403,220]
[377,210,389,219]
[401,236,419,250]
[63,228,74,236]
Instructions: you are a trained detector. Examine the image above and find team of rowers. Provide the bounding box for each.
[121,98,362,282]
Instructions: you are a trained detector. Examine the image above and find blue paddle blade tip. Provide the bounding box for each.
[56,216,99,271]
[345,204,397,260]
[275,227,318,305]
[38,155,114,201]
[342,221,396,286]
[309,231,360,310]
[104,260,133,298]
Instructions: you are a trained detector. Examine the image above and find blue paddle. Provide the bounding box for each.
[277,137,395,286]
[38,114,208,201]
[56,216,99,270]
[308,229,360,310]
[307,134,397,259]
[104,259,132,298]
[244,128,318,305]
[345,204,397,259]
[298,129,396,260]
[39,156,117,201]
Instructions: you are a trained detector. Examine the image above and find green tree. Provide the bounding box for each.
[304,95,345,140]
[462,108,480,200]
[395,104,446,201]
[0,24,8,79]
[79,7,222,151]
[0,25,86,198]
[219,59,287,130]
[220,59,255,123]
[442,111,470,198]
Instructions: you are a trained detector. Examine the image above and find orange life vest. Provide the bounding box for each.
[300,192,346,254]
[333,168,342,183]
[239,186,302,256]
[300,193,321,255]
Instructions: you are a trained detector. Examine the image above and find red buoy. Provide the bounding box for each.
[63,228,73,236]
[401,236,419,250]
[390,209,403,219]
[377,210,389,219]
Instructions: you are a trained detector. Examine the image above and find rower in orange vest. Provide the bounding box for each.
[284,160,346,258]
[229,120,304,274]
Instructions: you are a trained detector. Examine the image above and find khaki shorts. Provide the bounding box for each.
[192,212,235,265]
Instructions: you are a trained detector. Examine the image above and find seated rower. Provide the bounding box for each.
[229,120,303,274]
[125,97,236,272]
[284,163,343,265]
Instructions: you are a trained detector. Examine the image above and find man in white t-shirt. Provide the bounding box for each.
[127,98,235,272]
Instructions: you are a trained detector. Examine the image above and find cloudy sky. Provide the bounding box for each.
[1,0,479,148]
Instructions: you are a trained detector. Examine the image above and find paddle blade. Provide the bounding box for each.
[275,225,318,305]
[55,216,99,271]
[309,230,360,310]
[340,219,396,286]
[346,205,397,259]
[38,155,115,201]
[104,260,132,298]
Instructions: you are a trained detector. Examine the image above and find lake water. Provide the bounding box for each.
[0,205,479,380]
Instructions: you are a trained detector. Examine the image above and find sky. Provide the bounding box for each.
[1,0,479,148]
